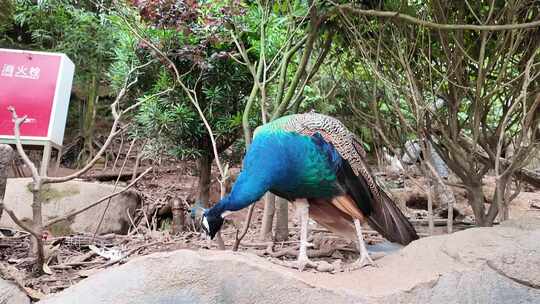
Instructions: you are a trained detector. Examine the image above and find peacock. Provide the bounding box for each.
[202,113,418,270]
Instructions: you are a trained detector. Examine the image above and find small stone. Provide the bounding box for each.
[78,268,100,278]
[331,259,342,273]
[316,261,333,272]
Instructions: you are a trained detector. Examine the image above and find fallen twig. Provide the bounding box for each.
[232,204,255,251]
[240,241,276,248]
[50,261,102,270]
[270,244,346,259]
[66,251,97,264]
[126,208,141,236]
[82,167,169,181]
[99,241,162,269]
[270,245,300,258]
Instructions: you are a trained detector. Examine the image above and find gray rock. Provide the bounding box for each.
[1,178,140,235]
[41,217,540,304]
[0,279,30,304]
[488,252,540,290]
[402,140,449,178]
[381,266,540,304]
[371,217,540,304]
[316,260,333,272]
[501,216,540,231]
[40,250,366,304]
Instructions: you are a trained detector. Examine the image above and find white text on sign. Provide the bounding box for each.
[1,64,41,79]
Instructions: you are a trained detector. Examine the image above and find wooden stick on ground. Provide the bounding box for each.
[99,241,162,269]
[232,204,256,251]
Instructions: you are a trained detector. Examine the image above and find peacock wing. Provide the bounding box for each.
[276,113,418,245]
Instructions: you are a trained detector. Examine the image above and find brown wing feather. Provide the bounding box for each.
[330,195,365,221]
[308,198,357,241]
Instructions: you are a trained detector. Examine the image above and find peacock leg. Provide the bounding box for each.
[349,218,376,270]
[296,199,317,271]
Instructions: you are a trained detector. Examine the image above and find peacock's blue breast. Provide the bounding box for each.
[247,130,341,200]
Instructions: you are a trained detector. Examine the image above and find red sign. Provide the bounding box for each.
[0,52,60,137]
[0,49,74,146]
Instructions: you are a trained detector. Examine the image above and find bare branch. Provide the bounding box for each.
[272,5,321,119]
[94,137,138,236]
[335,4,540,31]
[45,64,147,183]
[7,107,41,184]
[232,202,255,251]
[4,207,40,240]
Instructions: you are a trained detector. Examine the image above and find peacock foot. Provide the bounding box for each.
[296,256,318,271]
[346,253,378,271]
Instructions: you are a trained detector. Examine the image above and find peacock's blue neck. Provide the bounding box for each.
[207,135,280,216]
[206,197,227,217]
[207,129,341,217]
[208,169,271,216]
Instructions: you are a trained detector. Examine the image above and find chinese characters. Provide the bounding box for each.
[1,64,41,79]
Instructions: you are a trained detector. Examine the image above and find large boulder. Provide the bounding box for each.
[379,266,539,304]
[41,216,540,304]
[295,216,540,303]
[0,279,30,304]
[40,250,366,304]
[372,218,540,303]
[0,178,140,235]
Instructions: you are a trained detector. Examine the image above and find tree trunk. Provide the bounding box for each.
[0,145,14,220]
[31,182,46,272]
[171,197,184,234]
[80,75,98,164]
[468,185,492,227]
[494,176,510,222]
[440,182,455,233]
[196,153,212,207]
[427,180,434,235]
[259,193,276,240]
[274,196,289,241]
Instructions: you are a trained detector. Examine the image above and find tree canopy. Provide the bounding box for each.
[0,0,538,226]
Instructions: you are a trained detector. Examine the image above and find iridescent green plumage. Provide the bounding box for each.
[205,113,418,246]
[249,127,340,199]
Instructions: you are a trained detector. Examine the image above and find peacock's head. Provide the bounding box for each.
[201,209,225,239]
